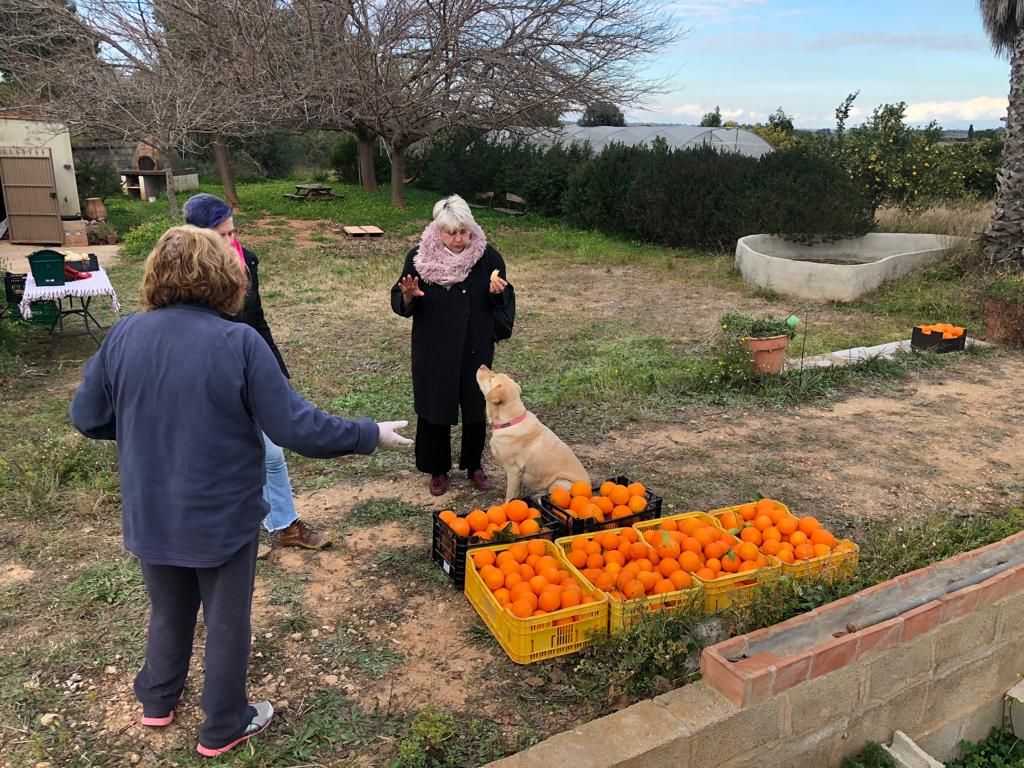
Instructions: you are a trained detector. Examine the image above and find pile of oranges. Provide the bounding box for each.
[439,499,545,542]
[916,323,964,340]
[564,526,699,602]
[714,499,854,564]
[548,480,649,522]
[473,541,598,623]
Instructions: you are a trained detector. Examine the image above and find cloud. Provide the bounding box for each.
[641,102,748,121]
[905,96,1007,123]
[670,0,765,22]
[807,31,986,52]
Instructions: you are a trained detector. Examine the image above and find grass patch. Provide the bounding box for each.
[63,559,144,608]
[343,498,425,529]
[317,628,405,676]
[841,742,898,768]
[948,727,1024,768]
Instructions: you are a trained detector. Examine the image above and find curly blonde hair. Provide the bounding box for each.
[141,225,246,314]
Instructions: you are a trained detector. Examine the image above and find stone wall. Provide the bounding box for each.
[487,532,1024,768]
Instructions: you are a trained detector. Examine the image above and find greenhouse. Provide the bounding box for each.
[527,124,773,158]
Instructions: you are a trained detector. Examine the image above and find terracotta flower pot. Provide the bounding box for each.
[83,197,108,221]
[746,334,790,375]
[984,299,1024,347]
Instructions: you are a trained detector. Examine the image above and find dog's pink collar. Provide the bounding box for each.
[490,413,527,430]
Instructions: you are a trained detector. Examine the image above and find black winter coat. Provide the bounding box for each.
[391,244,515,425]
[231,245,290,378]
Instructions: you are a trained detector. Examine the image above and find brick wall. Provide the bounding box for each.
[487,532,1024,768]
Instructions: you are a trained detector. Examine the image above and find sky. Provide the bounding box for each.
[629,0,1009,129]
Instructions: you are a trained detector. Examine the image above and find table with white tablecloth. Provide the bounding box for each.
[19,268,121,345]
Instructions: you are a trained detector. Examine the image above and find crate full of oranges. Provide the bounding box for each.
[432,498,561,588]
[464,539,608,664]
[632,512,781,613]
[709,499,858,582]
[555,525,704,634]
[539,476,661,536]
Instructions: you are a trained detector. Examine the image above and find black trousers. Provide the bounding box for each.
[134,535,258,748]
[415,417,486,475]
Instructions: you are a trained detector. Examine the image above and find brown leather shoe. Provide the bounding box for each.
[430,473,449,496]
[469,469,491,492]
[276,520,332,550]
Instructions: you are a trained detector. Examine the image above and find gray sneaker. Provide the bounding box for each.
[196,700,274,757]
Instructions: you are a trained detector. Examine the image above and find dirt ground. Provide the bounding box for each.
[70,352,1024,763]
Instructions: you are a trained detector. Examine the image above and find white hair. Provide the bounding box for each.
[432,194,476,232]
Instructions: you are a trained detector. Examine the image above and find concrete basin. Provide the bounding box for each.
[735,233,966,302]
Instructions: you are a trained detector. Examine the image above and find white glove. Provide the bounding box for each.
[376,420,413,449]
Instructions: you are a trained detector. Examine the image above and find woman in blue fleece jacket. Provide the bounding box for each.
[70,226,410,758]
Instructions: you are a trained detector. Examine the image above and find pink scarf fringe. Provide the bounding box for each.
[413,221,487,287]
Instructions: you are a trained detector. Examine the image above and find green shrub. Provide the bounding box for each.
[120,216,176,259]
[74,159,123,203]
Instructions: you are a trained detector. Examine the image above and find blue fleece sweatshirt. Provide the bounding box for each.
[70,304,379,567]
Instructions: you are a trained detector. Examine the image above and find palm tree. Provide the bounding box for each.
[980,1,1024,265]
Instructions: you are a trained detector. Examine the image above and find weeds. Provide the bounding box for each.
[948,727,1024,768]
[344,498,425,529]
[841,742,898,768]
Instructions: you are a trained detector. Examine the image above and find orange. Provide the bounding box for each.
[794,543,815,560]
[486,506,508,526]
[737,541,759,562]
[679,518,703,536]
[788,531,809,547]
[567,549,588,568]
[777,516,798,536]
[619,528,639,543]
[504,572,522,590]
[627,495,648,514]
[695,567,718,581]
[776,548,795,564]
[812,544,832,558]
[679,550,701,572]
[570,481,592,498]
[703,541,725,561]
[705,558,721,573]
[481,565,504,591]
[753,515,773,532]
[761,539,781,556]
[570,537,589,551]
[738,560,758,572]
[509,581,533,602]
[519,518,540,536]
[586,553,605,569]
[549,487,571,509]
[739,504,757,521]
[600,532,621,551]
[636,570,658,591]
[622,579,646,599]
[658,558,681,577]
[611,504,633,519]
[439,510,457,524]
[528,575,549,594]
[720,551,740,572]
[510,599,533,618]
[535,556,559,572]
[604,550,626,567]
[467,510,489,532]
[740,527,763,546]
[669,570,692,589]
[593,496,614,515]
[718,511,739,531]
[538,589,561,612]
[472,550,496,569]
[561,590,582,609]
[653,579,674,595]
[540,567,562,584]
[526,540,546,557]
[798,517,821,536]
[755,498,776,516]
[493,587,511,605]
[811,529,836,548]
[693,527,716,547]
[508,542,529,563]
[569,496,591,515]
[762,527,782,543]
[450,518,471,537]
[627,482,646,497]
[506,499,530,522]
[594,571,616,591]
[518,563,535,580]
[628,541,649,561]
[660,519,678,531]
[599,481,617,498]
[499,559,519,576]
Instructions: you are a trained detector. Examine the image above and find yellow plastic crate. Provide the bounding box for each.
[709,503,858,584]
[780,540,860,582]
[636,511,781,613]
[464,540,608,664]
[554,527,704,634]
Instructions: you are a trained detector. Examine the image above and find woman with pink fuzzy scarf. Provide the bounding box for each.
[391,194,516,497]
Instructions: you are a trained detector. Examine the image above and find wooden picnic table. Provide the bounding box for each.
[283,183,342,201]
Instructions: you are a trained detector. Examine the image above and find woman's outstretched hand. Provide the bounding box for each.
[399,275,425,305]
[488,270,508,295]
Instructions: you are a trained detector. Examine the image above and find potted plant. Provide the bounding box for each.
[720,311,799,375]
[982,278,1024,347]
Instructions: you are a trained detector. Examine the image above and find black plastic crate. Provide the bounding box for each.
[538,475,662,537]
[4,272,26,305]
[911,326,966,353]
[431,497,563,588]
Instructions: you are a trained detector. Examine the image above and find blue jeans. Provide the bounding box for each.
[261,433,298,533]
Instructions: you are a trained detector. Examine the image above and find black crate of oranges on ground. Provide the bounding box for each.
[538,476,661,536]
[431,497,561,588]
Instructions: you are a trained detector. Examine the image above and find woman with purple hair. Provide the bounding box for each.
[183,193,330,554]
[390,194,516,496]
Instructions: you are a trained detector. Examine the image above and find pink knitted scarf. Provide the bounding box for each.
[413,221,487,287]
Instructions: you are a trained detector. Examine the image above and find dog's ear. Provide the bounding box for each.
[485,382,505,404]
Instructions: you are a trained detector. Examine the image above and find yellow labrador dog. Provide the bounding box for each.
[476,364,590,501]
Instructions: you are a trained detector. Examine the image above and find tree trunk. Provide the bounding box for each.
[213,134,240,209]
[985,29,1024,266]
[356,130,378,193]
[164,165,179,218]
[390,143,407,208]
